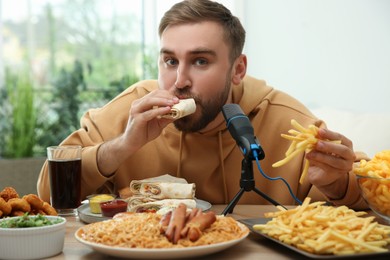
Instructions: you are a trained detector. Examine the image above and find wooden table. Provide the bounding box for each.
[47,205,390,260]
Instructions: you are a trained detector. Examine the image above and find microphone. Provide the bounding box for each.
[222,104,265,160]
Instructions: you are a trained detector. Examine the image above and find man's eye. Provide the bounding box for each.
[194,58,208,66]
[165,58,178,66]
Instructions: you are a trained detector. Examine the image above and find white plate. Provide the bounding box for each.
[77,199,212,224]
[75,221,248,259]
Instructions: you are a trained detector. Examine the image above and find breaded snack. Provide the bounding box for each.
[0,187,19,201]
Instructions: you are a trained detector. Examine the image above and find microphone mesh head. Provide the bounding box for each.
[222,104,244,121]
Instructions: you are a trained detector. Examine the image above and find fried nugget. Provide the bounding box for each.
[0,187,19,202]
[11,210,25,217]
[42,202,58,216]
[23,194,44,210]
[8,198,31,213]
[0,197,12,216]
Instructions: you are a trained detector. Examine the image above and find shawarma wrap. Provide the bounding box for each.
[161,98,196,119]
[128,198,197,213]
[137,182,196,199]
[129,174,188,195]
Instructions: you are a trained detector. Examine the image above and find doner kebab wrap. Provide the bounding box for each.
[130,174,189,195]
[161,98,196,119]
[132,182,196,200]
[128,198,197,213]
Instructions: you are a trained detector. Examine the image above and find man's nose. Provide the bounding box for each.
[174,66,191,89]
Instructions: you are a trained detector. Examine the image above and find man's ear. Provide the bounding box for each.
[232,54,247,85]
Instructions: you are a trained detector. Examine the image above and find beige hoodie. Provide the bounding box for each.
[37,75,367,209]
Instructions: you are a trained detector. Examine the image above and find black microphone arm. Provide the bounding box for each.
[222,104,265,160]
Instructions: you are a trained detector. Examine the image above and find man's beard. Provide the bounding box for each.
[173,74,231,133]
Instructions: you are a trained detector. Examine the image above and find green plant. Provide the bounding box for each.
[1,69,37,158]
[36,60,86,149]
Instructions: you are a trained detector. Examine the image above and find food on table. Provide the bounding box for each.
[161,98,196,120]
[162,204,217,243]
[8,198,31,213]
[128,198,197,213]
[129,174,188,194]
[253,197,390,255]
[272,119,341,184]
[353,150,390,179]
[0,187,57,218]
[137,182,196,199]
[127,174,198,213]
[0,213,63,228]
[100,199,128,217]
[353,149,390,218]
[78,204,248,248]
[0,186,19,201]
[88,194,115,214]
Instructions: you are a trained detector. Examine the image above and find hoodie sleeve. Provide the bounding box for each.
[37,80,158,202]
[324,151,370,210]
[37,112,113,203]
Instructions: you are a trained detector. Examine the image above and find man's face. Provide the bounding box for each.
[158,21,233,132]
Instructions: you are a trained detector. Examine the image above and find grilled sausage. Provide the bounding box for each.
[180,211,217,242]
[164,203,187,244]
[159,210,172,234]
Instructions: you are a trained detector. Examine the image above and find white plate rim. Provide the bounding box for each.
[74,220,248,259]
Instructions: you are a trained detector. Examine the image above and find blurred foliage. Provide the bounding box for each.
[0,69,37,158]
[35,60,86,151]
[0,0,159,158]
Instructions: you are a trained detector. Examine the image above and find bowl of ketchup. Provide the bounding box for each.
[100,199,128,217]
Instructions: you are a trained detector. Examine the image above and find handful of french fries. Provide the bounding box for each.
[272,119,341,184]
[253,197,390,255]
[353,150,390,217]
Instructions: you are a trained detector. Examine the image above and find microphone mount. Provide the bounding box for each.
[221,104,285,215]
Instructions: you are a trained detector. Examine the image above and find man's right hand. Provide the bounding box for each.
[97,90,179,176]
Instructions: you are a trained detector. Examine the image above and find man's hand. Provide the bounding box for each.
[306,128,356,200]
[97,90,179,176]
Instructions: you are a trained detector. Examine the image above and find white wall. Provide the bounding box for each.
[240,0,390,114]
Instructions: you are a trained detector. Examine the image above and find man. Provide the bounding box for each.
[37,0,367,209]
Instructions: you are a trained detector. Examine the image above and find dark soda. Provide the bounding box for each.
[48,159,82,209]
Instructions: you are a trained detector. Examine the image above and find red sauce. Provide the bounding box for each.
[100,200,128,217]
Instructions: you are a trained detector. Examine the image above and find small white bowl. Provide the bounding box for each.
[0,215,66,259]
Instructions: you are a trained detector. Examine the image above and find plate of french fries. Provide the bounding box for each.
[240,197,390,258]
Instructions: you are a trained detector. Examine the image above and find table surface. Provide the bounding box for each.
[46,204,390,260]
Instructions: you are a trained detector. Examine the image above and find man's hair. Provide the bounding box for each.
[159,0,246,63]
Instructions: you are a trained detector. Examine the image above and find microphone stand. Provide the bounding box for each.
[222,155,286,215]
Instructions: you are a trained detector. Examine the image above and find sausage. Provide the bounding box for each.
[159,210,172,234]
[187,207,201,221]
[164,203,187,244]
[180,211,217,242]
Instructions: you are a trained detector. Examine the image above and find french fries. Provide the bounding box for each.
[272,119,341,184]
[353,150,390,217]
[253,197,390,255]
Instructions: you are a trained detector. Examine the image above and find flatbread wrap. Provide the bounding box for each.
[129,174,189,195]
[128,198,197,213]
[161,98,196,119]
[139,182,196,199]
[127,195,157,208]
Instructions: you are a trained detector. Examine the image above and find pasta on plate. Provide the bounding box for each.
[77,213,248,248]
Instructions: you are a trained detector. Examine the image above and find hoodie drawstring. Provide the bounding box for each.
[218,131,228,204]
[176,130,228,204]
[177,131,183,178]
